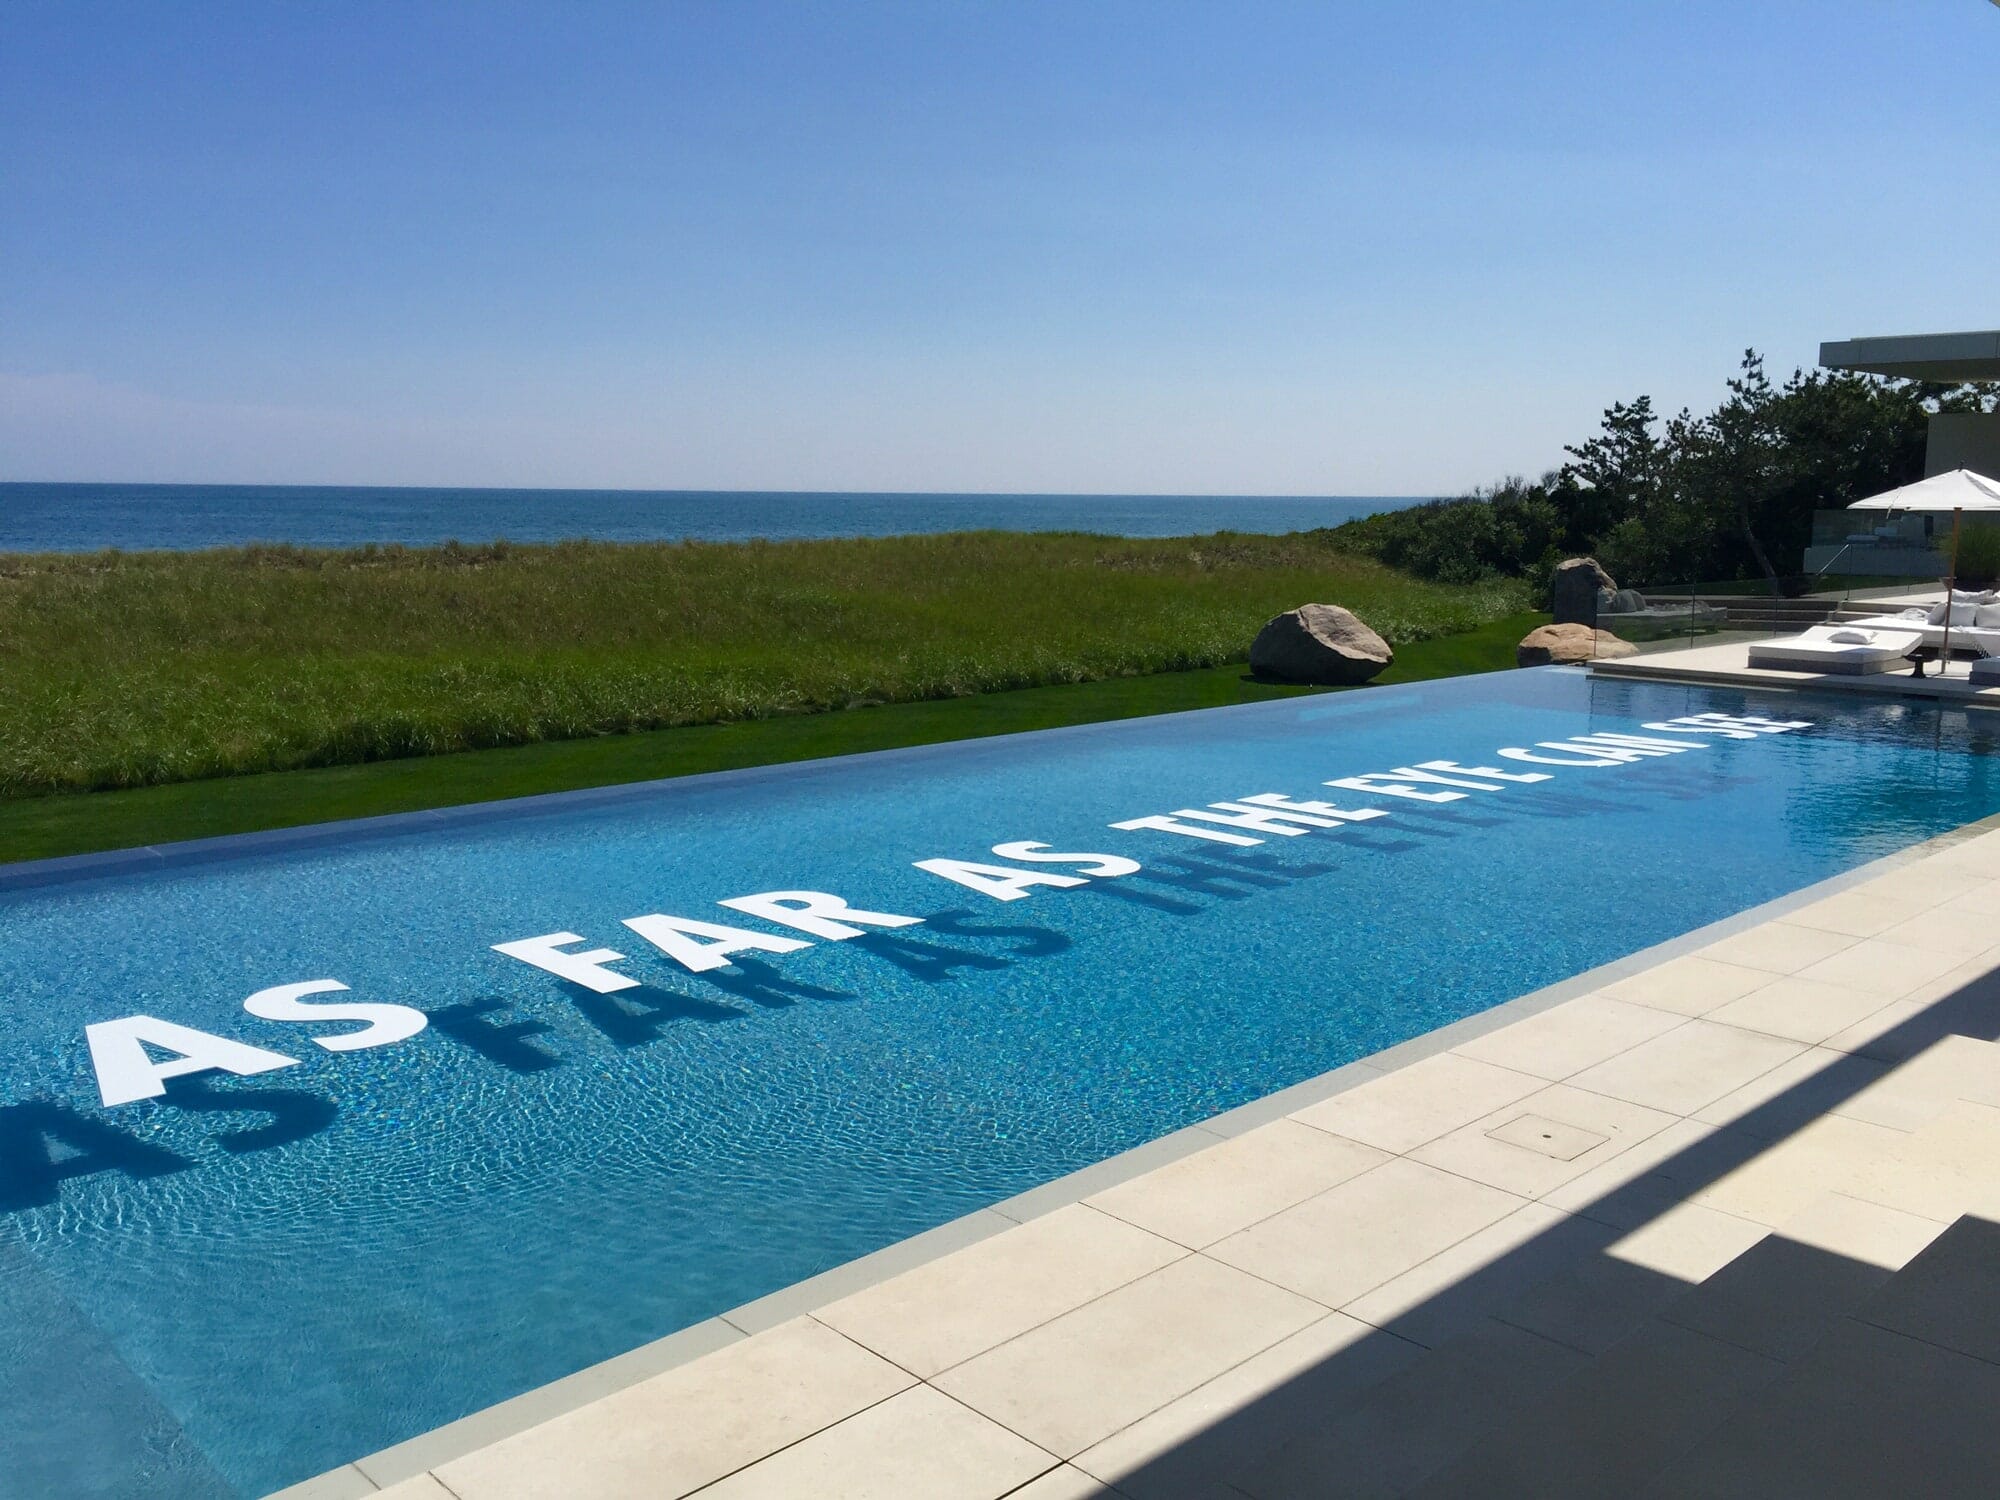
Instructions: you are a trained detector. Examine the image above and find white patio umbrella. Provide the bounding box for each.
[1848,469,2000,663]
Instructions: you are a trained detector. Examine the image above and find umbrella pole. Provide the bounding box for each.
[1941,506,1963,670]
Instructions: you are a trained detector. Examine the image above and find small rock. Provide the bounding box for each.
[1607,588,1647,614]
[1550,557,1617,625]
[1516,622,1638,666]
[1250,604,1394,685]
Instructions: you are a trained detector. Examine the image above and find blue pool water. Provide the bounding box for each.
[5,668,2000,1497]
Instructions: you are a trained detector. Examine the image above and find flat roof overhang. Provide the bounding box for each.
[1820,330,2000,381]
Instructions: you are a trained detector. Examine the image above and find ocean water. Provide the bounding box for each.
[0,483,1423,552]
[4,669,1999,1496]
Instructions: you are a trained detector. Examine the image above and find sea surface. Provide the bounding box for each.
[0,483,1425,552]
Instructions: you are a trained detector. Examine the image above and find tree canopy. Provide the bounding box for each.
[1328,353,1997,591]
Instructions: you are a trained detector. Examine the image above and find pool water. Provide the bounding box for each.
[5,668,2000,1497]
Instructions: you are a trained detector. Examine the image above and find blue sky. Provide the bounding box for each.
[4,0,1997,494]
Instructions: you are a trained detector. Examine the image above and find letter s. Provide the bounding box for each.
[242,980,428,1053]
[989,841,1141,877]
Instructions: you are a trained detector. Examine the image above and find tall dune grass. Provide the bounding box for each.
[0,531,1527,796]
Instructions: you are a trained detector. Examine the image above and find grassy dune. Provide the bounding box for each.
[0,532,1528,798]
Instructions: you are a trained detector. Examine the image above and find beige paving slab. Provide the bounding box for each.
[1002,1465,1122,1499]
[1704,973,1898,1046]
[268,1465,376,1500]
[1849,863,1992,906]
[930,1254,1323,1459]
[1781,886,1932,939]
[1339,1201,1577,1349]
[1775,1192,1946,1270]
[1071,1311,1416,1498]
[1236,1317,1588,1500]
[694,1385,1054,1500]
[1606,1201,1774,1281]
[1918,832,2000,877]
[1597,954,1772,1016]
[1940,878,2000,917]
[1830,1034,2000,1133]
[1641,1318,2000,1500]
[1843,1100,2000,1223]
[814,1204,1184,1379]
[1540,1117,1723,1228]
[1408,1083,1679,1199]
[1692,1045,1890,1139]
[1405,1319,1785,1500]
[1287,1053,1541,1155]
[1689,1115,1911,1228]
[371,1478,456,1500]
[1566,1019,1805,1117]
[1083,1118,1388,1250]
[434,1317,912,1500]
[1897,946,2000,1003]
[1875,908,2000,960]
[1694,920,1859,976]
[1657,1228,1891,1365]
[1850,1214,2000,1366]
[1819,995,1927,1060]
[1448,995,1684,1081]
[1208,1158,1525,1309]
[1794,935,1967,999]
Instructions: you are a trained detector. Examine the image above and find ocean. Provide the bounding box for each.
[0,483,1423,552]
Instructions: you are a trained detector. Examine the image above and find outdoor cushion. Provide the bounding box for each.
[1974,605,2000,628]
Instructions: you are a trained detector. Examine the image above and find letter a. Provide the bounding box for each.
[86,1016,301,1109]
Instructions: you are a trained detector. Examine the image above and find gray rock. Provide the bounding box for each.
[1607,587,1647,614]
[1516,623,1638,666]
[1250,604,1394,685]
[1550,557,1617,625]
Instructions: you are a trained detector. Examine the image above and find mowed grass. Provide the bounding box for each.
[0,613,1544,863]
[0,532,1528,798]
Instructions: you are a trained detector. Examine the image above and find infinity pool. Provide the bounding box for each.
[5,668,1999,1497]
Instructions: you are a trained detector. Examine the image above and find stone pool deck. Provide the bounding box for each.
[1594,638,2000,702]
[281,820,2000,1500]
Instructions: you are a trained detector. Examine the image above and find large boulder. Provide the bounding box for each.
[1250,604,1393,685]
[1517,623,1638,666]
[1550,556,1616,625]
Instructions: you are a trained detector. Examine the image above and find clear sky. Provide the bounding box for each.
[4,0,1998,495]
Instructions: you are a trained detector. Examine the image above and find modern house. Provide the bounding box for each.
[1806,330,2000,575]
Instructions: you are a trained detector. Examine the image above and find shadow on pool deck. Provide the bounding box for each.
[1088,961,2000,1499]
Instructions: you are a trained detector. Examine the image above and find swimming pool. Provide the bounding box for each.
[5,668,2000,1497]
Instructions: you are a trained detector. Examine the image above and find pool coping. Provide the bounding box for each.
[268,800,2000,1499]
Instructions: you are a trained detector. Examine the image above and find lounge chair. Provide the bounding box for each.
[1746,625,1923,675]
[1841,600,2000,657]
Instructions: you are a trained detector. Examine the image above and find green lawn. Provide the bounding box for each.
[0,611,1543,864]
[0,532,1527,797]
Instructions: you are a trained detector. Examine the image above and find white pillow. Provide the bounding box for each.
[1827,629,1871,644]
[1951,603,1979,626]
[1974,605,2000,628]
[1928,603,1950,625]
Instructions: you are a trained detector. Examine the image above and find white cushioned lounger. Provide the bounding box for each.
[1746,626,1922,675]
